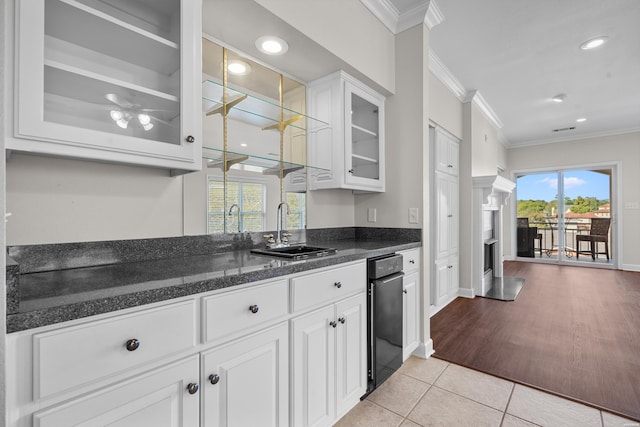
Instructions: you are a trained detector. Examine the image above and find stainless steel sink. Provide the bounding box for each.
[251,245,337,260]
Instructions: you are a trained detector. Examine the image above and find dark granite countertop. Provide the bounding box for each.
[7,235,421,333]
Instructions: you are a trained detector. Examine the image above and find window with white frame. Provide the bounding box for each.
[207,176,267,234]
[286,192,306,229]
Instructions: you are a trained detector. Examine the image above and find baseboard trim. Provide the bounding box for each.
[621,264,640,272]
[413,339,435,359]
[458,287,475,299]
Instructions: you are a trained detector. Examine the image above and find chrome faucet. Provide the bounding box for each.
[228,203,240,233]
[275,202,291,247]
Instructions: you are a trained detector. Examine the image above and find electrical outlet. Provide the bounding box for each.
[409,208,419,224]
[368,208,377,223]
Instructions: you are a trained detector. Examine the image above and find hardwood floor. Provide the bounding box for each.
[430,261,640,421]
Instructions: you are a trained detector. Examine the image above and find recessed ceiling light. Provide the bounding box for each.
[576,117,587,123]
[580,36,609,50]
[255,36,289,55]
[551,94,567,103]
[227,60,251,75]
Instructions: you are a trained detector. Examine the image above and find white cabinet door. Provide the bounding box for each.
[436,173,459,258]
[435,257,458,308]
[33,356,200,427]
[335,294,367,418]
[291,305,335,427]
[11,0,202,172]
[308,71,385,192]
[202,323,289,427]
[434,128,459,176]
[402,271,420,360]
[343,81,385,191]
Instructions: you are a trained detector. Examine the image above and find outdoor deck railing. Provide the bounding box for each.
[529,219,608,258]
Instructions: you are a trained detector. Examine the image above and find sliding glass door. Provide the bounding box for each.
[515,167,613,266]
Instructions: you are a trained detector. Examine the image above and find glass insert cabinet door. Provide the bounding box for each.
[12,0,201,170]
[344,81,385,189]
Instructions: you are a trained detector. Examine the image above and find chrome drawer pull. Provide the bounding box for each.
[249,305,259,314]
[334,282,342,289]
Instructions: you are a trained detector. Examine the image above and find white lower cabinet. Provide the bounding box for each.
[7,261,376,427]
[202,323,289,427]
[33,355,200,427]
[399,248,421,361]
[291,293,367,427]
[435,256,459,307]
[402,271,419,360]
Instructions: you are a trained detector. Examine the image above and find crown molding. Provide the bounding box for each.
[360,0,399,33]
[507,127,640,149]
[425,0,444,29]
[428,50,466,98]
[469,91,504,130]
[361,0,437,34]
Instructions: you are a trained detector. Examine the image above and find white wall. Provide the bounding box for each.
[428,71,463,140]
[6,154,185,245]
[505,132,640,270]
[471,103,500,177]
[255,0,395,95]
[354,25,427,230]
[1,0,8,418]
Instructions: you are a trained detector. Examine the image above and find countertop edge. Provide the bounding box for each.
[7,242,421,333]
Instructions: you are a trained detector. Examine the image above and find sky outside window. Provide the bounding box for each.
[517,170,610,202]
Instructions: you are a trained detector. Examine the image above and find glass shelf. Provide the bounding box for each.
[202,147,329,175]
[202,79,329,133]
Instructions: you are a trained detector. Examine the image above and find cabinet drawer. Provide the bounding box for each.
[401,248,421,273]
[34,300,197,399]
[291,262,366,312]
[202,280,289,343]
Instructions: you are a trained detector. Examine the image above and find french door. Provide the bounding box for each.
[515,166,614,266]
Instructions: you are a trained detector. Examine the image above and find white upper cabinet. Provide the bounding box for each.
[10,0,202,174]
[434,127,459,176]
[307,71,385,192]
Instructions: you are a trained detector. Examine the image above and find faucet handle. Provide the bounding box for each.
[281,232,292,244]
[263,234,275,246]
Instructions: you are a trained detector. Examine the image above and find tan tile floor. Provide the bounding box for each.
[334,356,640,427]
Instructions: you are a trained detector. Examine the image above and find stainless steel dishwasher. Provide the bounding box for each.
[363,253,404,397]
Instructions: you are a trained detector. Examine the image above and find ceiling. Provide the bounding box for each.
[202,0,640,148]
[389,0,640,147]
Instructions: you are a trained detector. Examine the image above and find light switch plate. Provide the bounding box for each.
[368,208,377,222]
[624,202,639,209]
[409,208,419,224]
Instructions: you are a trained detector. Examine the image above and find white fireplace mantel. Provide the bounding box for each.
[472,175,516,296]
[473,175,516,210]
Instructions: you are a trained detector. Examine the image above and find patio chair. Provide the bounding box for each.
[517,217,543,257]
[576,218,610,260]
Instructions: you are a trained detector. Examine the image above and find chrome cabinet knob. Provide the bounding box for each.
[334,282,342,289]
[409,259,415,264]
[187,383,199,394]
[209,374,220,385]
[125,339,140,352]
[330,320,337,328]
[249,305,259,314]
[403,289,408,294]
[338,317,346,324]
[185,135,195,143]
